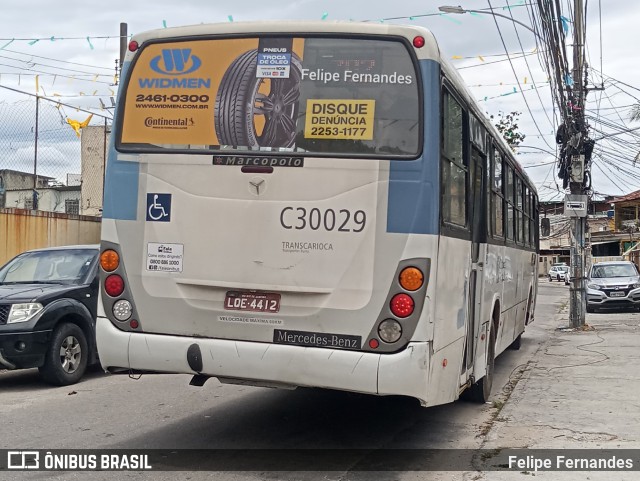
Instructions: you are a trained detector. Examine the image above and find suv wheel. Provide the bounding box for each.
[39,322,88,386]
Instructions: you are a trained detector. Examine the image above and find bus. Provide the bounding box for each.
[96,21,539,407]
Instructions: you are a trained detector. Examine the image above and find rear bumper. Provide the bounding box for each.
[96,317,432,404]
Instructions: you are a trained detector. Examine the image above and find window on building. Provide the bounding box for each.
[65,199,80,215]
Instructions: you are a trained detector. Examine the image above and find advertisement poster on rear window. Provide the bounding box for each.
[120,36,420,156]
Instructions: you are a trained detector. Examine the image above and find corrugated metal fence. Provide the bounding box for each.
[0,208,101,264]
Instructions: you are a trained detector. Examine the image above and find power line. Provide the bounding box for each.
[505,0,556,129]
[486,0,555,151]
[0,53,112,77]
[1,48,113,71]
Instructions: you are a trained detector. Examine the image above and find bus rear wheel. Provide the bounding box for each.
[468,324,495,403]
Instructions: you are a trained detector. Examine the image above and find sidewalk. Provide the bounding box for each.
[474,306,640,480]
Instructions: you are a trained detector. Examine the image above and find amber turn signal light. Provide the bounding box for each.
[399,267,424,291]
[100,249,120,272]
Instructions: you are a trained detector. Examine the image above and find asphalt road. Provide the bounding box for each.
[0,282,567,481]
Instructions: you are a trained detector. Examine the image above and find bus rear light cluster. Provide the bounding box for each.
[366,260,429,350]
[100,246,140,329]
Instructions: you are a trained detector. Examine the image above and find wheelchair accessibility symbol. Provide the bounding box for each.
[146,193,171,222]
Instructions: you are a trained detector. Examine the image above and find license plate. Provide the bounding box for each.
[609,291,625,297]
[224,291,280,313]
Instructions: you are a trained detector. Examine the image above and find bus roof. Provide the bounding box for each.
[128,20,441,61]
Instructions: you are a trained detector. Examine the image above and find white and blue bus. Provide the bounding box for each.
[97,21,538,407]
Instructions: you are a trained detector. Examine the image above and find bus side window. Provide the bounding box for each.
[515,177,524,244]
[523,185,530,247]
[441,89,466,227]
[491,147,504,238]
[505,164,515,241]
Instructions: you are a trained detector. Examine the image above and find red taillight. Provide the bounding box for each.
[390,294,414,318]
[104,274,125,297]
[413,36,425,48]
[369,338,379,349]
[128,40,139,52]
[130,319,139,329]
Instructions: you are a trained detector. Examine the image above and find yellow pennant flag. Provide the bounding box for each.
[452,55,463,59]
[66,114,93,138]
[35,75,39,94]
[524,77,528,84]
[478,55,485,62]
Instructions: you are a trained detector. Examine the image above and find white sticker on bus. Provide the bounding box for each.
[218,315,284,326]
[146,243,184,272]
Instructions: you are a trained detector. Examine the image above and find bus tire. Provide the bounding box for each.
[468,324,495,403]
[214,49,301,149]
[508,333,522,350]
[39,322,88,386]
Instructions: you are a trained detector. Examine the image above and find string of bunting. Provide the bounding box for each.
[0,1,531,47]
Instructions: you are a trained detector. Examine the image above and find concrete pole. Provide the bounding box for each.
[569,0,586,328]
[32,95,39,210]
[119,23,128,68]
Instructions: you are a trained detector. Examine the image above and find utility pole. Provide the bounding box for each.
[567,0,590,328]
[119,23,128,68]
[114,23,128,86]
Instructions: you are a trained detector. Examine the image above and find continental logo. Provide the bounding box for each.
[144,117,194,128]
[139,48,211,89]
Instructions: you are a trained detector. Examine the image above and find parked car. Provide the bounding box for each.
[548,265,569,282]
[586,261,640,313]
[0,245,99,385]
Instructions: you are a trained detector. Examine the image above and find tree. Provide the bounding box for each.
[631,103,640,123]
[489,111,526,151]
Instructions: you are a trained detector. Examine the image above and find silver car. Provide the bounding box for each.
[586,261,640,312]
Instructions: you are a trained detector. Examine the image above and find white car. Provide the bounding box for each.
[548,265,569,282]
[586,261,640,312]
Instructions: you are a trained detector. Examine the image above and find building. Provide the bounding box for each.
[0,169,56,209]
[539,191,640,274]
[80,125,110,216]
[5,185,81,214]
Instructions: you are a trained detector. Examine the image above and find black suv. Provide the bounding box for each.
[0,245,100,385]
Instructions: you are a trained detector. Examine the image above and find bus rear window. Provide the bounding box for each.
[118,36,421,158]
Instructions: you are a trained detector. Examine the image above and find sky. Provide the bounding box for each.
[0,0,639,201]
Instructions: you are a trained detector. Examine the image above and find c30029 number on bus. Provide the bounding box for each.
[279,207,366,232]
